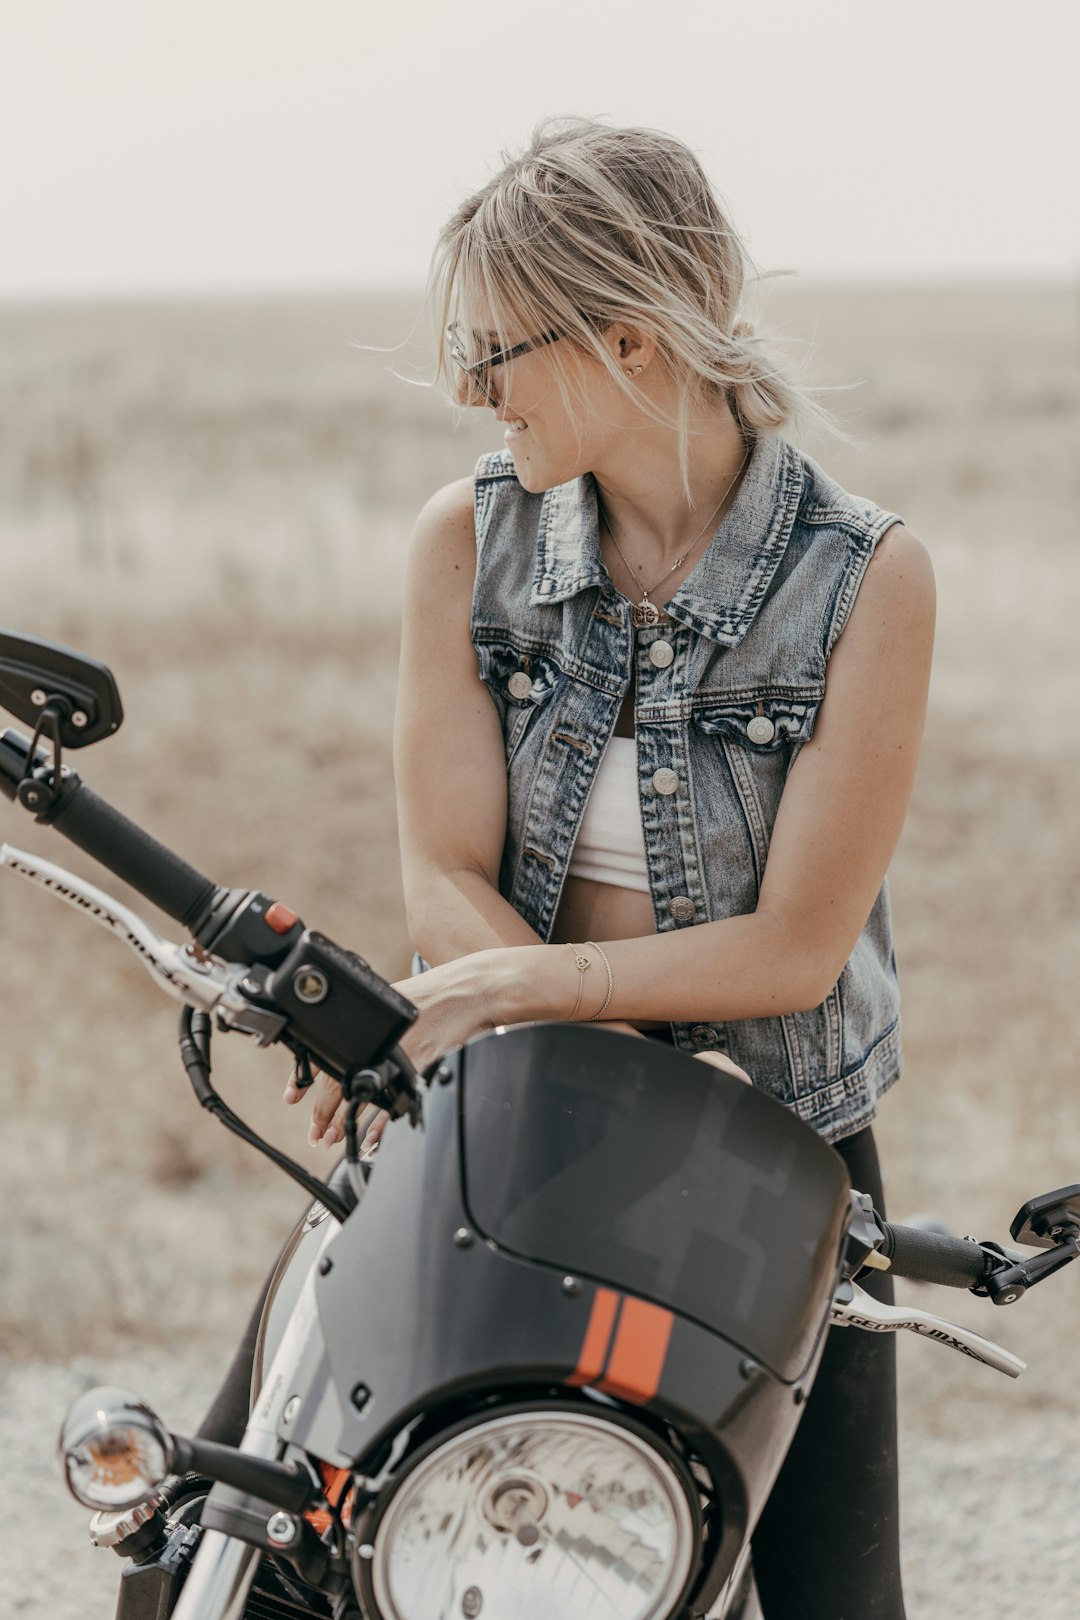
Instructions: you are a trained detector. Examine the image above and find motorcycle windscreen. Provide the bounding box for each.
[459,1024,850,1383]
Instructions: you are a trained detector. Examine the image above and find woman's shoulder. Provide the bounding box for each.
[789,445,932,585]
[790,443,906,551]
[857,520,935,615]
[774,441,932,654]
[412,475,475,542]
[406,479,478,593]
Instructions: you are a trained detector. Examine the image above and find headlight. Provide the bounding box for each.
[362,1407,697,1620]
[58,1386,173,1511]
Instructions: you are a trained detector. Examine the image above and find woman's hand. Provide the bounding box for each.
[391,957,503,1071]
[282,1065,380,1150]
[283,960,752,1153]
[282,953,505,1150]
[598,1021,751,1084]
[694,1050,752,1084]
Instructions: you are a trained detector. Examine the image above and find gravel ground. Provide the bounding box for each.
[3,1288,1077,1619]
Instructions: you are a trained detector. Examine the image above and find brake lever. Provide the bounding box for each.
[830,1280,1026,1378]
[0,844,284,1042]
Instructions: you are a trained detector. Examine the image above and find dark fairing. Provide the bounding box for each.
[260,1024,851,1602]
[460,1024,850,1382]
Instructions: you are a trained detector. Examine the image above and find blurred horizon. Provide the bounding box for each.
[4,272,1078,309]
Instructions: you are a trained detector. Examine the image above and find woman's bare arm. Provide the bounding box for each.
[398,523,936,1050]
[394,478,543,965]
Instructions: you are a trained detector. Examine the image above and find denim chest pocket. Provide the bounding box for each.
[476,641,562,763]
[691,692,824,877]
[691,692,823,751]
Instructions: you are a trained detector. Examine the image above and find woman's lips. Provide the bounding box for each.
[503,418,528,440]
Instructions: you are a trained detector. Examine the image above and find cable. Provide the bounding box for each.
[177,1008,351,1225]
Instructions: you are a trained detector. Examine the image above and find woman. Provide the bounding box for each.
[295,120,934,1617]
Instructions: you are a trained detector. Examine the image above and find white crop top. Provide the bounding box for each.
[566,736,650,893]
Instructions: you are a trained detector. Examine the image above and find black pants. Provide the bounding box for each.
[199,1125,905,1620]
[751,1124,906,1620]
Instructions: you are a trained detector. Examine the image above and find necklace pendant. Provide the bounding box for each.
[632,598,661,629]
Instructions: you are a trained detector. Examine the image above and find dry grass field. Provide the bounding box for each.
[0,284,1077,1615]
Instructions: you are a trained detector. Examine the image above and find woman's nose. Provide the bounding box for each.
[457,370,498,411]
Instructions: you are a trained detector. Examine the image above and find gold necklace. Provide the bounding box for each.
[601,444,750,628]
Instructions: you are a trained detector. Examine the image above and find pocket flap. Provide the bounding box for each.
[692,692,822,749]
[477,641,561,708]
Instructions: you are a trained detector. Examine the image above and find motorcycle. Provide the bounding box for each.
[1,627,1076,1620]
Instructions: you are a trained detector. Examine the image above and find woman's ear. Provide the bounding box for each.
[608,323,657,374]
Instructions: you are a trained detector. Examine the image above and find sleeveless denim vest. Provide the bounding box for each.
[471,431,904,1143]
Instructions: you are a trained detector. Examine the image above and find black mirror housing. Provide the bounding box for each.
[0,629,123,748]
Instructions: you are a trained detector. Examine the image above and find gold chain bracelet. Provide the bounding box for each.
[565,943,592,1020]
[582,940,614,1021]
[565,941,614,1022]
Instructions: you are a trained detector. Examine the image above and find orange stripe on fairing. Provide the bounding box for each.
[598,1297,674,1404]
[567,1287,620,1387]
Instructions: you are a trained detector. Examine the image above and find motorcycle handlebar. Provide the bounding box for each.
[0,730,218,929]
[48,774,218,930]
[1,726,417,1074]
[878,1221,990,1289]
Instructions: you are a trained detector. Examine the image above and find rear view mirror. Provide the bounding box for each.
[0,630,123,749]
[1010,1186,1080,1250]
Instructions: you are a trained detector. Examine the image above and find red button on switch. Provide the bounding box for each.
[265,902,299,934]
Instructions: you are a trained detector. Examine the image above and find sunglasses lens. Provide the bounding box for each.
[445,325,500,406]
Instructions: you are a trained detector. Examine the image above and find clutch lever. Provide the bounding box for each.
[830,1280,1026,1378]
[0,844,284,1042]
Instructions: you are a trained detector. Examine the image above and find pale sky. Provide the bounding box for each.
[2,0,1077,300]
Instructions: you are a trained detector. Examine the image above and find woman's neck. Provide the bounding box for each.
[592,402,751,577]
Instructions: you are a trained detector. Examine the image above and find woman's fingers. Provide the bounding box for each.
[283,1057,322,1106]
[694,1050,753,1085]
[319,1099,383,1151]
[361,1109,390,1154]
[307,1073,344,1145]
[284,1056,387,1151]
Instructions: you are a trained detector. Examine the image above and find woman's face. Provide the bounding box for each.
[459,326,630,494]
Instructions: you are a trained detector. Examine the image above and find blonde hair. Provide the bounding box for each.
[429,117,833,498]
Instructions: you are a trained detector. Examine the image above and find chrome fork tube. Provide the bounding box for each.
[172,1237,336,1619]
[171,1426,282,1620]
[170,1531,260,1620]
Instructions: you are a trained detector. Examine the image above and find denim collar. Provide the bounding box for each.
[529,431,805,648]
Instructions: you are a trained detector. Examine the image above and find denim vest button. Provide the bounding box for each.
[746,715,775,744]
[691,1025,718,1046]
[652,767,679,795]
[507,672,532,699]
[669,896,696,922]
[648,640,675,669]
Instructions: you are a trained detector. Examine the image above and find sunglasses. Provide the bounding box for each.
[447,323,561,405]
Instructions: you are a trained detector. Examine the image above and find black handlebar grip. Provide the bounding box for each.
[880,1223,990,1289]
[47,774,218,930]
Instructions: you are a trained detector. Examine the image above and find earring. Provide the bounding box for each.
[624,365,644,377]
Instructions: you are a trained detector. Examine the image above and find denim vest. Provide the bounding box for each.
[470,431,904,1143]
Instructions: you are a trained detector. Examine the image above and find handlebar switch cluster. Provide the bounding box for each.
[265,930,418,1079]
[194,887,305,970]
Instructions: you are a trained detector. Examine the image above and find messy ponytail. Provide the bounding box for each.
[429,117,835,499]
